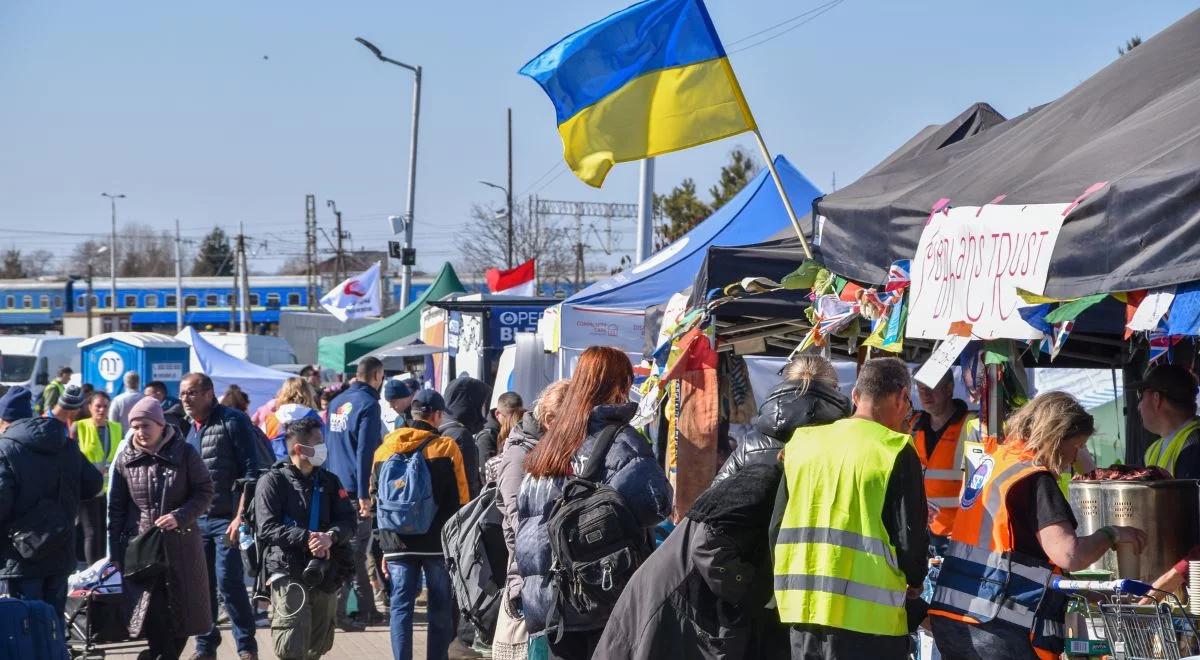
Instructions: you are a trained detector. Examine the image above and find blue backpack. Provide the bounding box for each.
[377,436,438,534]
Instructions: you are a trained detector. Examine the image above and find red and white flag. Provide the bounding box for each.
[320,262,382,321]
[486,259,537,296]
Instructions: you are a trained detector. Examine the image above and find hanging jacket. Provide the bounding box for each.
[495,411,540,610]
[713,381,850,486]
[596,463,789,660]
[929,441,1069,657]
[515,402,672,635]
[324,381,383,498]
[909,401,979,537]
[0,417,103,578]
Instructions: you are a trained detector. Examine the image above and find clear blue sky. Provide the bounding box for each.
[0,1,1193,276]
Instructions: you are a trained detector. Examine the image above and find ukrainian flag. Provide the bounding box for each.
[520,0,756,188]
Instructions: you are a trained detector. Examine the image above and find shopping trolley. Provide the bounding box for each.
[1054,578,1200,660]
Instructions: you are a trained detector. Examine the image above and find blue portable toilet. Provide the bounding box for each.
[79,332,191,397]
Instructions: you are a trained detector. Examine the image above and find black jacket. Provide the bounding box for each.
[713,381,850,486]
[186,403,264,518]
[441,376,491,498]
[0,417,103,578]
[163,401,188,440]
[253,461,358,592]
[475,416,502,483]
[597,464,789,660]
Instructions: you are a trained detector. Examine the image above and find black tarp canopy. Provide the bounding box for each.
[815,9,1200,299]
[688,102,1007,320]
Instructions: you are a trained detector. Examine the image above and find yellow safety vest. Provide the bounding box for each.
[774,417,909,636]
[75,418,122,491]
[1144,418,1200,476]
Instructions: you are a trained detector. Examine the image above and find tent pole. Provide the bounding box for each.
[751,129,813,260]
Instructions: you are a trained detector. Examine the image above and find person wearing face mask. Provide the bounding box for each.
[254,416,358,660]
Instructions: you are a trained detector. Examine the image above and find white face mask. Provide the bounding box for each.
[302,443,328,467]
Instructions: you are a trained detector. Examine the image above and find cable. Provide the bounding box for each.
[725,0,843,47]
[517,161,564,198]
[727,0,845,55]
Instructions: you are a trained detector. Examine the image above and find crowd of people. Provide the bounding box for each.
[5,346,1198,660]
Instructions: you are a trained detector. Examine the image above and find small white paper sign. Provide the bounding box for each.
[914,335,971,389]
[1127,287,1176,332]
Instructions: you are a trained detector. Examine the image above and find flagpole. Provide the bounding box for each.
[750,129,813,260]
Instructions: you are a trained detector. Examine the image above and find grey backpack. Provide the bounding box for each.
[441,484,507,638]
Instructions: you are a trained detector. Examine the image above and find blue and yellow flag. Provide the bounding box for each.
[520,0,756,188]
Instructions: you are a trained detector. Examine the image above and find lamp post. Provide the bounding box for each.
[101,193,124,310]
[478,180,513,268]
[356,37,421,308]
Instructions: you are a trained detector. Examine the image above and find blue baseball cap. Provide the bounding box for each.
[410,389,445,414]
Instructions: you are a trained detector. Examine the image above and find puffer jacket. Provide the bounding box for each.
[515,402,672,634]
[108,428,215,638]
[495,411,540,610]
[712,381,850,486]
[254,461,357,592]
[185,403,264,518]
[596,463,789,660]
[0,417,102,578]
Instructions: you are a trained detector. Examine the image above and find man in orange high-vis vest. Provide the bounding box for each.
[910,372,977,551]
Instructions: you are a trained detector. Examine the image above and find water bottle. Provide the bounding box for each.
[238,522,254,551]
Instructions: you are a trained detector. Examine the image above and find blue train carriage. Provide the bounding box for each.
[0,274,451,331]
[80,332,190,397]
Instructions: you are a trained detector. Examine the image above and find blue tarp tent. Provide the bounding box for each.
[558,154,820,355]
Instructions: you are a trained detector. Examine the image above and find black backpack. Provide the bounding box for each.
[543,424,653,640]
[441,484,507,639]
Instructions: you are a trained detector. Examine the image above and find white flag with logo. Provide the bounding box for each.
[320,262,382,321]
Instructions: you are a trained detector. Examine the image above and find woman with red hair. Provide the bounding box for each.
[515,346,672,659]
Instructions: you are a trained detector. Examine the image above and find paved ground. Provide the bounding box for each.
[99,615,425,659]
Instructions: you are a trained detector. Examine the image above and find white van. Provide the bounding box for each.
[199,332,297,367]
[0,334,82,391]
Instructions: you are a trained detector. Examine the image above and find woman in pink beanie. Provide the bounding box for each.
[109,394,215,658]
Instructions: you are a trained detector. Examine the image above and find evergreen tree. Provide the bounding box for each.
[655,147,759,246]
[1118,35,1142,56]
[1,249,26,279]
[192,227,235,276]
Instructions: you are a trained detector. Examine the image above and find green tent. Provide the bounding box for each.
[318,262,465,373]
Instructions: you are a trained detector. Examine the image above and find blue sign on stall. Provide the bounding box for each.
[488,307,546,346]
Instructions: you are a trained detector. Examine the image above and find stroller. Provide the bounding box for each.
[65,560,142,659]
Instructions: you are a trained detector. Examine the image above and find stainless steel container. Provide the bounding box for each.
[1068,480,1114,573]
[1100,480,1199,583]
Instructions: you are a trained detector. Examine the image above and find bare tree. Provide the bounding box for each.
[20,250,55,278]
[456,203,573,292]
[117,223,176,276]
[68,240,111,278]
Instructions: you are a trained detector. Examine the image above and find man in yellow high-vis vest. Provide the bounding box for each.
[772,357,929,659]
[1137,364,1200,478]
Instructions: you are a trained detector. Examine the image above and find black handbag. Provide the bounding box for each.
[123,460,173,584]
[123,526,167,583]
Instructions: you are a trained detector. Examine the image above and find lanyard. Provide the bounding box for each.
[308,477,322,532]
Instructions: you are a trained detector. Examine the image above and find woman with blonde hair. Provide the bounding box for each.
[713,353,849,485]
[261,377,321,457]
[492,379,571,660]
[930,391,1147,660]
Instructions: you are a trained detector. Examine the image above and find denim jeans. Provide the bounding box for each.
[195,515,258,654]
[1,573,69,640]
[388,556,453,660]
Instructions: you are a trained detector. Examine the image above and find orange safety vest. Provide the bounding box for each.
[928,442,1066,659]
[911,411,976,537]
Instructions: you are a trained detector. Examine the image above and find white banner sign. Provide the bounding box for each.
[320,262,382,322]
[913,336,971,389]
[907,203,1068,340]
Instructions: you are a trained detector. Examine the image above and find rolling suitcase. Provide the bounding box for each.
[0,595,67,660]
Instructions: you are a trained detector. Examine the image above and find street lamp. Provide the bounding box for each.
[101,193,124,311]
[479,180,513,268]
[356,36,421,308]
